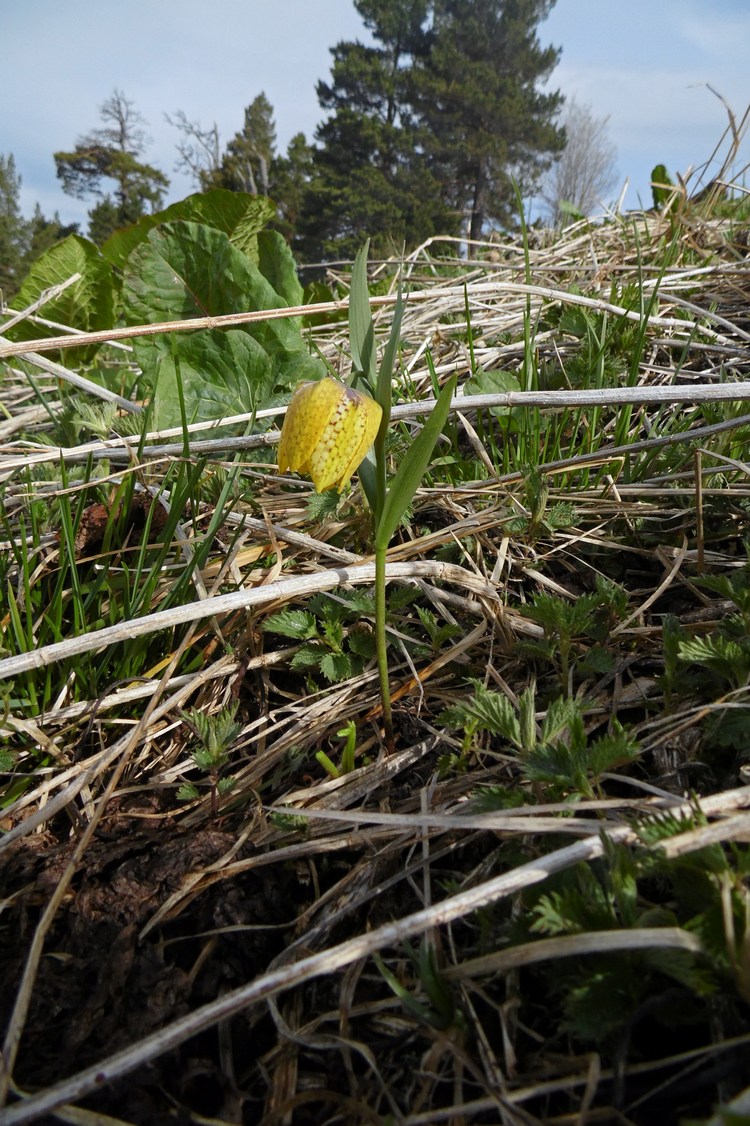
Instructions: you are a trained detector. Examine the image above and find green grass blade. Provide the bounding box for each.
[376,374,457,550]
[376,282,404,430]
[348,240,376,388]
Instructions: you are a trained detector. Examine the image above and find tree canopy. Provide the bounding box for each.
[297,0,564,257]
[415,0,564,240]
[0,155,25,297]
[16,0,568,273]
[295,0,457,260]
[205,94,277,197]
[0,155,77,300]
[54,90,168,243]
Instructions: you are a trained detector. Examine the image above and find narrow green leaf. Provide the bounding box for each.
[357,450,378,513]
[348,240,376,386]
[376,374,457,549]
[315,750,340,779]
[376,283,404,429]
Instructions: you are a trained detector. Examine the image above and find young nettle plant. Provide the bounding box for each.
[277,241,457,749]
[177,704,242,815]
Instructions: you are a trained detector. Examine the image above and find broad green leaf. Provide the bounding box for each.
[348,241,376,387]
[121,220,264,320]
[376,374,457,549]
[145,330,274,431]
[6,235,115,363]
[102,189,276,270]
[302,279,340,328]
[651,163,675,210]
[257,229,304,309]
[464,368,522,418]
[122,221,309,360]
[557,200,585,222]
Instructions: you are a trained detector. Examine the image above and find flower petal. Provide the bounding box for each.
[307,387,382,492]
[277,377,342,475]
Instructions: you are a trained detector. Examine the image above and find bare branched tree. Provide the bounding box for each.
[541,98,618,225]
[165,111,222,188]
[54,90,168,242]
[97,89,150,155]
[166,95,276,196]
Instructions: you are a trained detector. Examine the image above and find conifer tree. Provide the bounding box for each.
[0,157,79,298]
[23,205,78,268]
[0,155,27,298]
[206,93,277,196]
[270,132,315,243]
[415,0,564,241]
[54,90,168,243]
[297,0,457,260]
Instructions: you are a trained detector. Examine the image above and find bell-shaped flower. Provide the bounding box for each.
[277,375,383,493]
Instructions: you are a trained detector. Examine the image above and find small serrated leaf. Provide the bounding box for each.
[263,609,319,640]
[290,645,324,671]
[440,680,521,745]
[348,629,376,659]
[319,651,353,682]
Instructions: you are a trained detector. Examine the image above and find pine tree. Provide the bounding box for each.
[270,132,315,243]
[54,90,168,243]
[23,205,78,269]
[0,155,27,299]
[297,0,457,260]
[297,0,562,260]
[207,94,277,196]
[415,0,565,242]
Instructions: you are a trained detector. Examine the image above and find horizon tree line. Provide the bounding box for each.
[1,0,619,299]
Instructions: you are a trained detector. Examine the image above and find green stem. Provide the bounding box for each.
[375,539,394,750]
[373,413,388,528]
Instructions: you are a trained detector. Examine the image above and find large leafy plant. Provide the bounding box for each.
[4,190,322,428]
[123,220,323,429]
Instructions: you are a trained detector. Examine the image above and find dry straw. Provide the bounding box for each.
[3,175,750,1122]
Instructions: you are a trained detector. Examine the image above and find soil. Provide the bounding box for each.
[1,799,303,1123]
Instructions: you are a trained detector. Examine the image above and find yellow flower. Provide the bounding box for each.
[277,376,383,493]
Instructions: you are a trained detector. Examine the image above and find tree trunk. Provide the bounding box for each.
[469,164,486,251]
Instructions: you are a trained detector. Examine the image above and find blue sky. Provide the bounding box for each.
[3,0,749,230]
